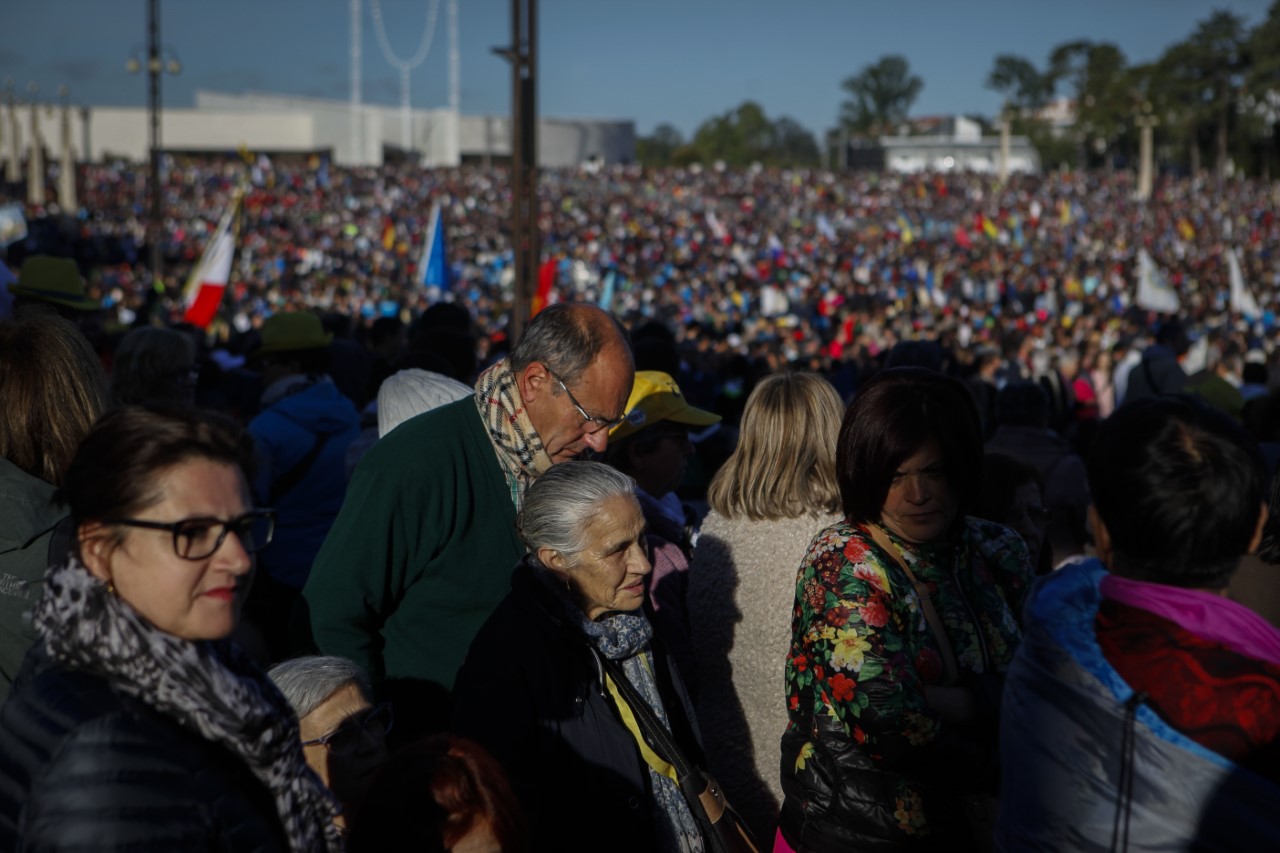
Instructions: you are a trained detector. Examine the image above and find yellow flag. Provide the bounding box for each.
[1177,218,1196,241]
[898,216,914,244]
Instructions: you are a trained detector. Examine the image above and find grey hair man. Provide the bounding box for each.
[301,303,634,738]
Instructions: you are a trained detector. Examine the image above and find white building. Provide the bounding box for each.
[2,91,636,170]
[878,116,1040,175]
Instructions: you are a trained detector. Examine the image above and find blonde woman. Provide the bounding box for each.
[686,372,844,844]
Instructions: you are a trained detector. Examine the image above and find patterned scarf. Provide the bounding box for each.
[534,566,704,853]
[34,557,343,853]
[474,359,555,502]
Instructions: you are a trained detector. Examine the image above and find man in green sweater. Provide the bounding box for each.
[300,303,633,731]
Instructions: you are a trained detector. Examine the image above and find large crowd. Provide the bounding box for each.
[1,161,1279,852]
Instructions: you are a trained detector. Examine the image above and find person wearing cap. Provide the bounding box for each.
[302,303,633,739]
[244,311,360,661]
[9,256,99,319]
[606,370,720,684]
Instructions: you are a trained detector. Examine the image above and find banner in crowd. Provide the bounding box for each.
[1135,248,1180,314]
[417,202,449,290]
[182,191,241,329]
[0,203,27,248]
[1227,248,1261,317]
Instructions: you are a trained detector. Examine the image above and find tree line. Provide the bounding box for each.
[637,3,1280,176]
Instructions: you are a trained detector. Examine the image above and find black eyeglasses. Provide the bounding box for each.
[110,510,276,560]
[301,703,393,756]
[547,367,626,434]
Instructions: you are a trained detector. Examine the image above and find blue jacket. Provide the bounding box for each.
[249,378,360,588]
[997,560,1280,851]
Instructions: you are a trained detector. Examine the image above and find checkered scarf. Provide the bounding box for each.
[474,358,554,504]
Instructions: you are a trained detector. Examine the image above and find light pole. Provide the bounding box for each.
[494,0,538,342]
[127,0,181,288]
[1136,101,1157,202]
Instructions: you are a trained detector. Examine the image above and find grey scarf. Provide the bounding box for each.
[34,557,343,852]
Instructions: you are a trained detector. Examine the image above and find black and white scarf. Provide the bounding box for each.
[34,557,343,852]
[475,358,555,500]
[535,566,704,853]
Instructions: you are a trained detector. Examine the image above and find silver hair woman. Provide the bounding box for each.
[452,461,714,853]
[268,656,389,834]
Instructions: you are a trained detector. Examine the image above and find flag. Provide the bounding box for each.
[532,258,557,316]
[317,156,330,190]
[417,203,449,289]
[705,210,728,242]
[182,192,241,329]
[953,224,972,250]
[816,213,836,242]
[0,258,15,320]
[897,216,914,244]
[598,268,617,312]
[1134,248,1180,314]
[1059,199,1072,226]
[1228,248,1261,316]
[381,219,396,251]
[1177,218,1196,241]
[981,215,999,240]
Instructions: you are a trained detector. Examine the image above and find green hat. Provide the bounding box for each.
[11,256,98,311]
[254,312,333,356]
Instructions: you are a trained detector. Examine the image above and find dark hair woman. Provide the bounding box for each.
[999,397,1280,849]
[777,368,1032,852]
[0,405,341,852]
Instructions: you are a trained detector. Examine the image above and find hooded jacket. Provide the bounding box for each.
[996,560,1280,851]
[248,377,360,588]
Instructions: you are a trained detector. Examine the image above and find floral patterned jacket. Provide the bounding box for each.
[777,517,1031,852]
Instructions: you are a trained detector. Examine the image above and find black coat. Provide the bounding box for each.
[0,661,289,851]
[451,558,704,853]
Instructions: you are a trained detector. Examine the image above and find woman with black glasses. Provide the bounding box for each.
[269,655,391,836]
[0,405,342,852]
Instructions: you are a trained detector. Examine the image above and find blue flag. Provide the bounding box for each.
[418,203,449,289]
[598,269,617,312]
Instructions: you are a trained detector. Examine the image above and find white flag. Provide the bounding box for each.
[182,191,241,328]
[1227,248,1261,317]
[1135,249,1180,314]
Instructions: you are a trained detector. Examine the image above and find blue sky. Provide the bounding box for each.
[1,0,1273,138]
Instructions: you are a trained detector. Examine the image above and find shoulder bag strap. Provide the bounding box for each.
[596,652,698,780]
[866,523,961,686]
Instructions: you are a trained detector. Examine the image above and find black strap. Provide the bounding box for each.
[271,432,332,503]
[47,516,75,568]
[596,652,700,782]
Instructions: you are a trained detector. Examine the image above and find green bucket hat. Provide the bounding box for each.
[253,312,334,357]
[11,256,98,311]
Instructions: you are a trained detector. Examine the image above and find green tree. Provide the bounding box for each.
[987,54,1053,112]
[1247,1,1280,176]
[688,101,820,167]
[1046,40,1130,168]
[636,123,685,167]
[839,55,923,135]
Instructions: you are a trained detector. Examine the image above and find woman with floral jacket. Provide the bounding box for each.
[777,369,1032,853]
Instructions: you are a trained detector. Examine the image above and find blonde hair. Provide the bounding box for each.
[707,372,843,521]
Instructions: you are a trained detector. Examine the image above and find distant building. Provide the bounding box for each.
[8,91,635,169]
[835,116,1040,174]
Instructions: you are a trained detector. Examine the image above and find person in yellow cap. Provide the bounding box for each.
[606,370,720,684]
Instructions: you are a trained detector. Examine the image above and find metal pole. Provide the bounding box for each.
[351,0,361,164]
[507,0,537,342]
[148,0,163,286]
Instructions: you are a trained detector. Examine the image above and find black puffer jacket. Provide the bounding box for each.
[0,659,289,851]
[451,557,705,853]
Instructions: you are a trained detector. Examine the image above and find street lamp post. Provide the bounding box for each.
[1136,101,1158,202]
[127,0,180,289]
[495,0,538,343]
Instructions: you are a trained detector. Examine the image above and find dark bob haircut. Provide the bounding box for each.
[1087,396,1265,589]
[59,404,256,530]
[837,367,983,525]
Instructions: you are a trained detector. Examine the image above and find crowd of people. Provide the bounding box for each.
[0,159,1279,851]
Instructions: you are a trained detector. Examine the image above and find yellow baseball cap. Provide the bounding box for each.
[608,370,721,443]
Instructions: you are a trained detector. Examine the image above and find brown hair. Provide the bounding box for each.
[707,372,844,521]
[347,734,527,853]
[0,314,107,486]
[59,404,255,529]
[837,368,983,524]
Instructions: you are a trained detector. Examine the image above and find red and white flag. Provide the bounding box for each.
[182,192,241,329]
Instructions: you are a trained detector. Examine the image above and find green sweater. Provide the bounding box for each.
[302,398,523,692]
[0,457,62,702]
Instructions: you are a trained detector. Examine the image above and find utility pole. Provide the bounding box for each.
[1136,101,1157,202]
[496,0,538,342]
[148,0,162,285]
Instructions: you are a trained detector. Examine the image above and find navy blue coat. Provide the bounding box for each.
[451,558,704,853]
[0,659,288,852]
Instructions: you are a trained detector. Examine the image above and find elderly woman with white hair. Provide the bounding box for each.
[452,461,728,853]
[268,656,391,835]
